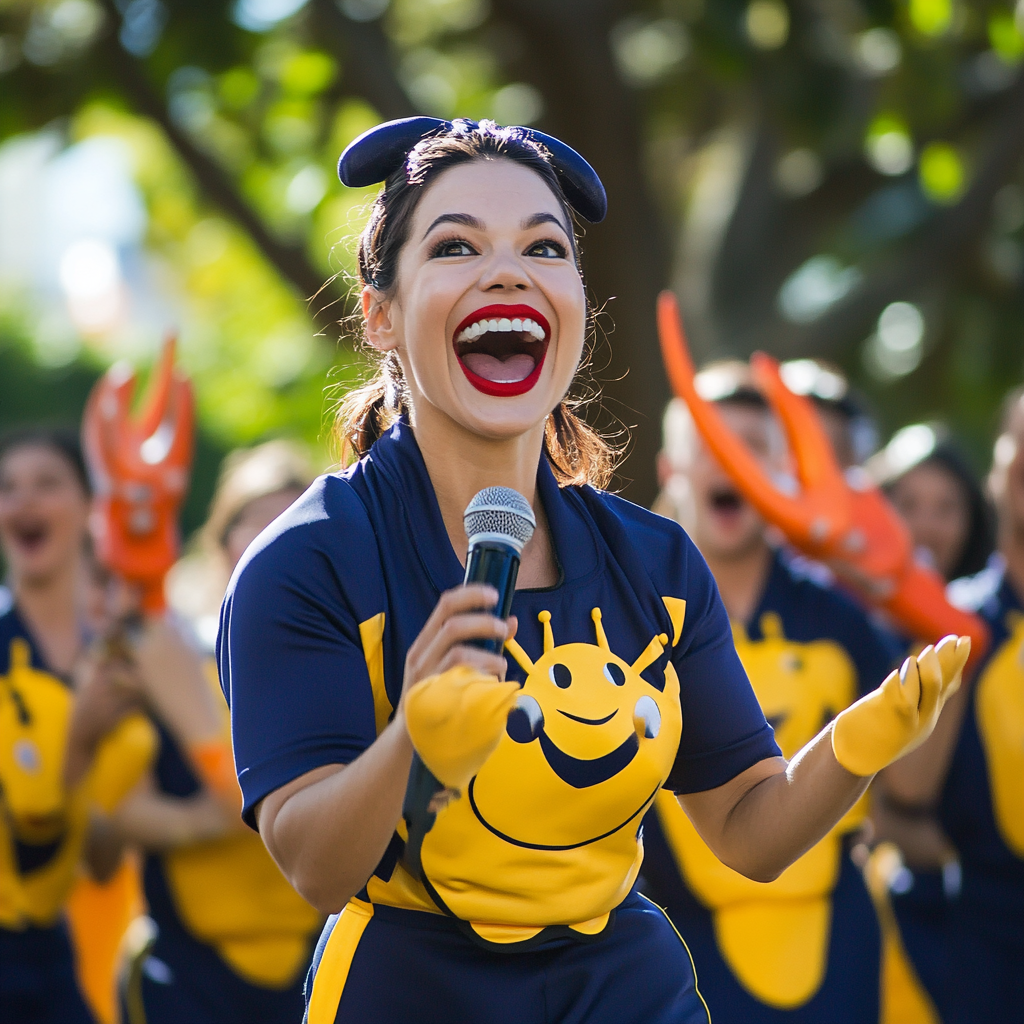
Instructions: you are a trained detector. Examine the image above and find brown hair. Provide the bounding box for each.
[334,119,615,489]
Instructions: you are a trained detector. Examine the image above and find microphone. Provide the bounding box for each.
[402,487,536,877]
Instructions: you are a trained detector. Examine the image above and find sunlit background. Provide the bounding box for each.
[1,0,1022,527]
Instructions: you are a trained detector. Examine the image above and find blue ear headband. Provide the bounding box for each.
[338,116,607,224]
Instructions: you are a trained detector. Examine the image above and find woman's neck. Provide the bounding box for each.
[14,559,84,676]
[411,403,558,588]
[701,537,774,626]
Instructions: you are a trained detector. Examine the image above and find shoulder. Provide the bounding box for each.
[947,554,1007,620]
[576,487,706,588]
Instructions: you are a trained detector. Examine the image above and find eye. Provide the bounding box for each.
[603,662,626,686]
[634,695,661,739]
[430,237,478,258]
[549,663,572,689]
[507,695,544,743]
[525,238,568,259]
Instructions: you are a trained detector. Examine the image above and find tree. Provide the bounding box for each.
[1,0,1022,503]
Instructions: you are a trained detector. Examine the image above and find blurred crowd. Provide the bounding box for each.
[1,359,1021,1024]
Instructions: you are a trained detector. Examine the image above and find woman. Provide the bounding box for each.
[874,395,1024,1024]
[644,382,900,1024]
[114,440,321,1024]
[871,423,994,583]
[0,428,150,1024]
[219,118,967,1024]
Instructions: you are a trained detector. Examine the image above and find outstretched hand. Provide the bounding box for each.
[832,634,971,778]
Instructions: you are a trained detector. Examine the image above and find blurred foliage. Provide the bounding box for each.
[0,311,226,538]
[0,0,1022,516]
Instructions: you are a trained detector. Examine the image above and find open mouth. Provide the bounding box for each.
[11,521,49,553]
[453,303,550,397]
[709,486,745,516]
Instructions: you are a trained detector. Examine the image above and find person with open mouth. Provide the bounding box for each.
[219,117,968,1024]
[0,428,148,1024]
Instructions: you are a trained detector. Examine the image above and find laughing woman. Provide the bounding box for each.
[219,118,968,1024]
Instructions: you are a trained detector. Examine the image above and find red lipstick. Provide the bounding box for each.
[452,304,550,398]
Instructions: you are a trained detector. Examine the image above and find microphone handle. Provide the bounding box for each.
[402,540,521,877]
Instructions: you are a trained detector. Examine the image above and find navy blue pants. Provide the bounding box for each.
[0,921,94,1024]
[306,890,709,1024]
[641,813,880,1024]
[134,914,308,1024]
[894,865,1024,1024]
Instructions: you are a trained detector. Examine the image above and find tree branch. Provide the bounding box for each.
[95,0,338,324]
[795,67,1024,355]
[307,0,418,121]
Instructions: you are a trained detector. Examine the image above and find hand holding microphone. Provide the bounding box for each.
[401,488,536,876]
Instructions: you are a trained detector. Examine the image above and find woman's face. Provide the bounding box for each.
[0,445,89,587]
[366,157,586,440]
[890,461,970,580]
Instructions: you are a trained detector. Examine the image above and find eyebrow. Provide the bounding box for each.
[421,211,573,241]
[422,213,484,239]
[521,212,571,237]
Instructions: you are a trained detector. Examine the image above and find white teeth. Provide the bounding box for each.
[455,315,548,343]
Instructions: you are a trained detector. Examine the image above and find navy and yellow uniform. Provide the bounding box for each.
[641,551,901,1024]
[131,667,321,1024]
[219,420,781,1024]
[0,607,154,1024]
[891,556,1023,1024]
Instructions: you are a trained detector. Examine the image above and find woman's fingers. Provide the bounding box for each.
[916,646,943,719]
[935,634,971,699]
[898,656,921,713]
[438,646,508,680]
[415,613,509,673]
[404,585,515,691]
[408,585,496,655]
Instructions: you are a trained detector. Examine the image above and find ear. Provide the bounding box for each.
[362,286,398,353]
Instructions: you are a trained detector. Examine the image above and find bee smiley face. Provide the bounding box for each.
[468,609,682,851]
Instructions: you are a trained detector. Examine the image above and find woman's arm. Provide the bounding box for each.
[679,726,866,882]
[681,637,968,882]
[113,772,232,851]
[256,585,513,914]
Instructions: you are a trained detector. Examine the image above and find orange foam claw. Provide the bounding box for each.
[82,334,195,614]
[656,290,989,660]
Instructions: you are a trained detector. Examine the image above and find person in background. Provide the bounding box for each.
[873,390,1024,1024]
[0,428,152,1024]
[778,359,879,470]
[645,369,901,1024]
[113,438,321,1024]
[869,423,994,584]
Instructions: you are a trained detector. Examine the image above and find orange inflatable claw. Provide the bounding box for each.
[656,291,989,659]
[82,334,194,614]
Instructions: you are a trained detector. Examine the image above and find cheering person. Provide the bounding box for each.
[114,440,321,1024]
[0,428,152,1024]
[219,118,968,1024]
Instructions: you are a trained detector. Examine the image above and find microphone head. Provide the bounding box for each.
[464,487,536,553]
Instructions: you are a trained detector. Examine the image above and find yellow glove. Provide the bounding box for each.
[832,635,970,777]
[86,712,158,814]
[404,666,519,792]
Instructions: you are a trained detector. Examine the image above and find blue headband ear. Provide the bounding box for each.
[337,116,607,224]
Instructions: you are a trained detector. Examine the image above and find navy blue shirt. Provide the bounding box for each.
[943,558,1024,886]
[219,422,779,928]
[749,549,903,699]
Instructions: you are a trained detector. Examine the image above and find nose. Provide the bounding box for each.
[478,246,530,293]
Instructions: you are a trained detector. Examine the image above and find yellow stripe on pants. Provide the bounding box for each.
[307,899,374,1024]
